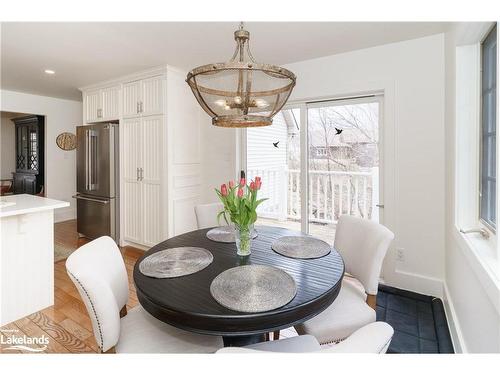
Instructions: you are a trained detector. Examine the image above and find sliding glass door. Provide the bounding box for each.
[245,96,383,243]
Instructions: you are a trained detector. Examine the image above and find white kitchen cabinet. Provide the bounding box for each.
[141,76,164,116]
[84,90,100,123]
[122,118,143,244]
[122,116,164,246]
[123,76,164,118]
[84,85,120,123]
[80,66,201,248]
[123,81,141,118]
[101,86,121,120]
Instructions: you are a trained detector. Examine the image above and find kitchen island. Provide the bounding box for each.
[0,194,69,326]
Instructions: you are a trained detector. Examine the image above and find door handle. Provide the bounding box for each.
[140,167,144,181]
[140,101,144,113]
[137,102,140,114]
[137,167,140,181]
[376,204,384,208]
[73,195,109,204]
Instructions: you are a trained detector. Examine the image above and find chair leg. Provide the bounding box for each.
[265,332,270,341]
[366,294,377,310]
[100,346,116,354]
[273,330,280,341]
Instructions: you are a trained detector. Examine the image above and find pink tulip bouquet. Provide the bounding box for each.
[215,176,267,256]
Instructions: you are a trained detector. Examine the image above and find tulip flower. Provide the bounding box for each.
[249,181,256,191]
[254,176,262,190]
[228,180,235,189]
[237,187,244,198]
[240,177,246,186]
[221,184,228,196]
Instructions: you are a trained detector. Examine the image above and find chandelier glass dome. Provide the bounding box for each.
[186,23,296,128]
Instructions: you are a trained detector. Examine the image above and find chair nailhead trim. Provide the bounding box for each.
[67,271,104,351]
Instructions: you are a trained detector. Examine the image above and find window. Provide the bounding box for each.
[480,25,497,230]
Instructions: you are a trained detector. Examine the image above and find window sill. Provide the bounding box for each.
[453,226,500,314]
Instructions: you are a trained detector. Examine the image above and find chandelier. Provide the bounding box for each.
[186,23,296,128]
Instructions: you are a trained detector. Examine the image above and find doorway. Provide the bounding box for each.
[245,95,383,243]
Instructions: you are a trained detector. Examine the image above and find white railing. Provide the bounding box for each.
[247,168,376,224]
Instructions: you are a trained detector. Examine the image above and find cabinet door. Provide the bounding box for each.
[101,86,120,121]
[123,81,141,118]
[141,116,163,246]
[122,118,143,244]
[23,175,37,195]
[85,90,100,123]
[141,76,164,116]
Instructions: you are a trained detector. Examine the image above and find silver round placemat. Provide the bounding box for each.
[271,235,331,259]
[206,226,258,243]
[210,265,297,313]
[139,247,213,278]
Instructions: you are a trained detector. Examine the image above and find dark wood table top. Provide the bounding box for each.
[133,225,344,337]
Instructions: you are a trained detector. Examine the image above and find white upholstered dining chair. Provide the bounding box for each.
[217,322,393,353]
[194,202,224,229]
[294,215,394,345]
[65,236,223,353]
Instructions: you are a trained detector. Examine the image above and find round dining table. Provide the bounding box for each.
[133,225,344,347]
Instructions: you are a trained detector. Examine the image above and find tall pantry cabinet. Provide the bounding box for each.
[80,66,202,248]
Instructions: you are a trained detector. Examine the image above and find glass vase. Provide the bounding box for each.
[235,224,253,256]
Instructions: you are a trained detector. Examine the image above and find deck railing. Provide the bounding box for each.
[247,168,376,224]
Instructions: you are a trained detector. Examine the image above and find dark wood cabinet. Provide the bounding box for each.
[12,115,44,195]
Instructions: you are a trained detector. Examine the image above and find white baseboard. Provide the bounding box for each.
[54,207,76,223]
[443,282,467,353]
[388,269,444,298]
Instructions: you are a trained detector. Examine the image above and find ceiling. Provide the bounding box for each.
[1,22,451,101]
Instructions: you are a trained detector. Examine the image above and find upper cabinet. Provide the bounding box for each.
[84,85,121,123]
[123,76,164,118]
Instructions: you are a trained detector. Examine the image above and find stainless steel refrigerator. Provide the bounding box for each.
[74,123,119,241]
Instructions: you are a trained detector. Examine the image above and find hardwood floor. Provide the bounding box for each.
[0,220,142,354]
[0,220,296,354]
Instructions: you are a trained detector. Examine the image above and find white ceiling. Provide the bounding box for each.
[1,22,451,101]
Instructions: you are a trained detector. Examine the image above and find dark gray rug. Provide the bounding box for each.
[377,285,454,354]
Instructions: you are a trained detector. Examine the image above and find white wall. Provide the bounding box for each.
[443,23,500,353]
[0,112,16,179]
[199,120,238,204]
[0,90,82,222]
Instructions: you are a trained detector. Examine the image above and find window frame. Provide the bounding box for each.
[479,24,498,234]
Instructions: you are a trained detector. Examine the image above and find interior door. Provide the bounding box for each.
[141,76,163,116]
[123,81,141,118]
[122,118,142,244]
[141,115,163,246]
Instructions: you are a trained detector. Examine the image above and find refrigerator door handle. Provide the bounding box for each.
[88,130,98,191]
[73,194,110,204]
[85,129,90,191]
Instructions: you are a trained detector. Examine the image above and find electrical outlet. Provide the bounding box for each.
[396,248,405,262]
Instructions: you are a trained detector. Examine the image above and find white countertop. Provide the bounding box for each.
[0,194,69,218]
